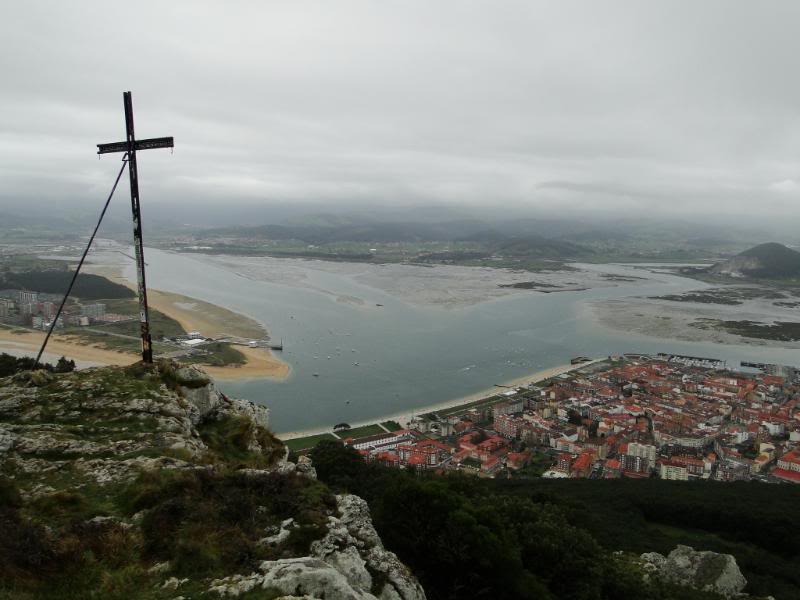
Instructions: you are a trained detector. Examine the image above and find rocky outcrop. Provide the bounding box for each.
[209,494,426,600]
[175,364,270,429]
[1,362,426,600]
[640,545,747,598]
[0,362,273,490]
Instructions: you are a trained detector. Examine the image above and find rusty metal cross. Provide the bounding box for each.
[97,91,173,363]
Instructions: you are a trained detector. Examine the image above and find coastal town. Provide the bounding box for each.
[320,354,800,484]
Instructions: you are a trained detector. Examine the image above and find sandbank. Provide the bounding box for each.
[81,262,291,380]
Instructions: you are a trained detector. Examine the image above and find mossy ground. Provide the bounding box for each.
[1,469,333,599]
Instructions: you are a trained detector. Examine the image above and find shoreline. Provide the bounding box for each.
[0,327,140,367]
[81,262,291,381]
[276,359,602,440]
[0,275,291,382]
[143,289,291,381]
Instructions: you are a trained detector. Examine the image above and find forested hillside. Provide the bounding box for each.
[311,441,800,600]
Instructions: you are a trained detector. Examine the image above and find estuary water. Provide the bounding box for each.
[124,249,798,432]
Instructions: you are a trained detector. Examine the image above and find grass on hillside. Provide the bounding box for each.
[198,415,284,469]
[182,342,246,366]
[311,441,800,600]
[0,469,333,600]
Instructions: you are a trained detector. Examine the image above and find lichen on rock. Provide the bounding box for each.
[209,494,426,600]
[640,545,747,598]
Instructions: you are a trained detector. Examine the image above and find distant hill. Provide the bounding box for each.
[489,234,593,258]
[198,220,592,257]
[708,243,800,279]
[199,219,492,244]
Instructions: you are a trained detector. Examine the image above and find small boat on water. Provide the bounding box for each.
[313,373,319,377]
[353,362,359,366]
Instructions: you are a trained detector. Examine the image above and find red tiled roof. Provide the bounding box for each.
[772,468,800,483]
[482,455,501,470]
[780,449,800,464]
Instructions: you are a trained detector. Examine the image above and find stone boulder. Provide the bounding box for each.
[0,425,16,452]
[176,364,270,431]
[296,454,317,479]
[210,557,368,599]
[640,545,747,598]
[209,494,426,600]
[11,369,54,387]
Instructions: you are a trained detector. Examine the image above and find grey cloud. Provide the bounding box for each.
[1,0,800,219]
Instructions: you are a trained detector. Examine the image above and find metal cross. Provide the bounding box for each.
[97,91,173,363]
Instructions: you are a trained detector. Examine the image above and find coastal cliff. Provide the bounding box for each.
[0,361,424,600]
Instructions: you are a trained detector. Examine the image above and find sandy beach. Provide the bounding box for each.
[0,315,290,380]
[145,289,265,339]
[277,359,602,439]
[145,290,291,380]
[0,268,291,380]
[203,345,291,380]
[0,327,140,366]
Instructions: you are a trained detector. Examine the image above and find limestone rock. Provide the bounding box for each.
[148,561,171,575]
[640,545,747,598]
[11,369,54,387]
[177,365,219,423]
[296,455,317,479]
[162,576,189,590]
[0,425,16,452]
[74,455,199,484]
[210,557,372,600]
[220,395,270,430]
[259,517,298,547]
[209,494,425,600]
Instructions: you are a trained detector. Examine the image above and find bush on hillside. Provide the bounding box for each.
[310,440,799,600]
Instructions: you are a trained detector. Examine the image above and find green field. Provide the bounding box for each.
[182,342,246,366]
[380,420,403,431]
[337,424,386,439]
[283,432,340,452]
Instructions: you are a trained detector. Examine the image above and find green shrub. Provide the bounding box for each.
[199,415,283,468]
[310,441,798,600]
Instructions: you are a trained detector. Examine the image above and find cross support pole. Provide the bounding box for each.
[97,91,173,363]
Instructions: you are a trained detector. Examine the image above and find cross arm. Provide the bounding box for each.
[97,136,174,155]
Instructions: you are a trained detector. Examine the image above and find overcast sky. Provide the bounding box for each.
[1,1,799,219]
